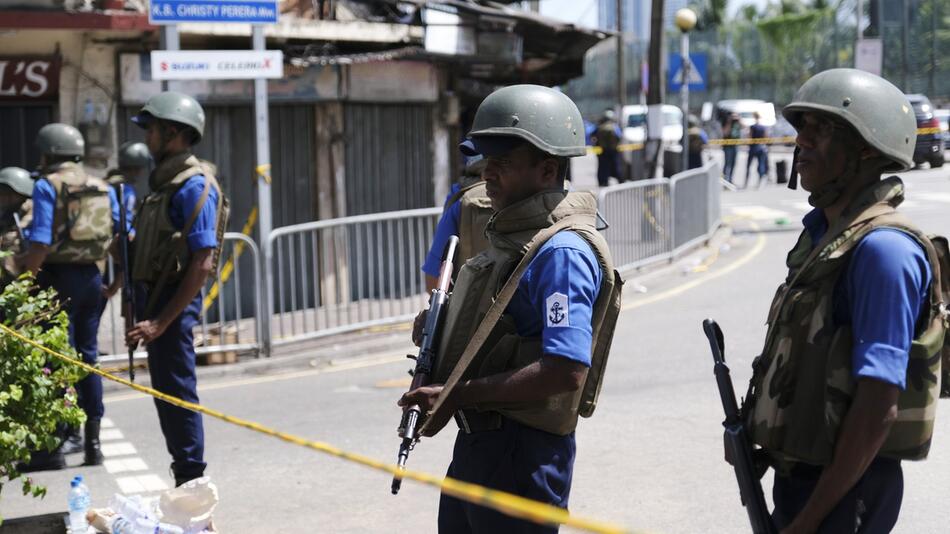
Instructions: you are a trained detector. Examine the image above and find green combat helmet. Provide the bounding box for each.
[132,91,206,143]
[0,167,33,197]
[783,68,917,172]
[36,123,85,158]
[118,141,152,169]
[468,85,586,157]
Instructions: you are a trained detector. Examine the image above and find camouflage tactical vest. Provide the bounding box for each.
[433,190,623,435]
[132,153,229,293]
[747,177,946,465]
[1,200,31,281]
[446,178,491,273]
[43,162,113,264]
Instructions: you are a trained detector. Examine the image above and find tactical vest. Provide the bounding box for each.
[446,179,492,272]
[43,162,113,264]
[1,200,31,280]
[433,190,623,435]
[132,153,229,308]
[746,177,946,465]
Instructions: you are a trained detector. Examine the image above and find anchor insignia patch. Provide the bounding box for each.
[546,292,569,327]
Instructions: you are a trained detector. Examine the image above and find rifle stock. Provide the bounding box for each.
[391,235,459,495]
[702,319,776,534]
[118,184,135,382]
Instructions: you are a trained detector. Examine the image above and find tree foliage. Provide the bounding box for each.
[0,262,87,521]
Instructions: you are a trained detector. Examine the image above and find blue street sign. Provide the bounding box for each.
[668,52,707,92]
[149,0,279,25]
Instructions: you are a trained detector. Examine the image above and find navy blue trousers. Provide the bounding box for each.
[597,151,621,187]
[37,263,104,421]
[772,457,903,533]
[438,417,575,534]
[138,285,206,480]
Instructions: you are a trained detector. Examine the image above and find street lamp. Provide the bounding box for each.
[675,8,697,173]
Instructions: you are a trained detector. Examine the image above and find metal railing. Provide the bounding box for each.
[98,232,263,363]
[599,160,721,274]
[267,207,441,347]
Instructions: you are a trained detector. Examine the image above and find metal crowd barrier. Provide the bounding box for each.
[98,232,263,363]
[96,163,722,359]
[599,160,722,273]
[267,207,441,347]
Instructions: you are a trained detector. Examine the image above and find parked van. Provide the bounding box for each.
[622,104,683,145]
[714,99,776,130]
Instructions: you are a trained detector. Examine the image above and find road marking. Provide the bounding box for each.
[101,417,115,428]
[101,442,138,457]
[100,428,125,441]
[622,225,767,311]
[727,205,790,220]
[116,474,169,494]
[104,457,149,474]
[104,352,408,404]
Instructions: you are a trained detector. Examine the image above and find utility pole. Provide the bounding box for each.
[646,0,665,178]
[900,0,909,90]
[616,0,626,111]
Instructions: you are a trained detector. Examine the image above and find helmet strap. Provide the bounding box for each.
[788,147,800,190]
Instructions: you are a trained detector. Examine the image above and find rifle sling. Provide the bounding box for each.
[419,218,577,435]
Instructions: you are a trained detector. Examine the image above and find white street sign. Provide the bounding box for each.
[150,50,283,80]
[855,39,883,77]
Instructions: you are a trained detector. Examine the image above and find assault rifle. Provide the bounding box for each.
[118,184,135,382]
[702,319,776,534]
[12,212,25,243]
[391,235,459,495]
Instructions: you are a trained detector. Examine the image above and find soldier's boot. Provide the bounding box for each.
[83,419,104,466]
[18,447,66,472]
[61,425,83,455]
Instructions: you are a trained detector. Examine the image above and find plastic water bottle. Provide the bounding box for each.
[108,515,135,534]
[67,476,91,533]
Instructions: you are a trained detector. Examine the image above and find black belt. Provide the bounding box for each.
[454,409,502,434]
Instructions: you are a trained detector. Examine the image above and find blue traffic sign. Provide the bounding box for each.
[149,0,279,24]
[668,53,708,91]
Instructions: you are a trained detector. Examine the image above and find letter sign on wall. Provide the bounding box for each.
[0,56,61,100]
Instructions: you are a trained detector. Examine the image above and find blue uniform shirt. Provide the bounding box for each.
[119,183,136,219]
[422,183,463,277]
[803,209,931,390]
[170,175,219,252]
[27,177,123,245]
[506,231,602,367]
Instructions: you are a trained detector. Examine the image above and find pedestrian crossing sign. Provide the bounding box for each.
[668,53,707,91]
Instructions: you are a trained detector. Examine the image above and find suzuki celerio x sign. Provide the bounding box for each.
[149,0,279,24]
[150,50,284,80]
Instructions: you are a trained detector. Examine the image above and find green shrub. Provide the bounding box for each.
[0,267,87,519]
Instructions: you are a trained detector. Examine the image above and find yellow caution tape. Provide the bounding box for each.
[0,323,639,534]
[256,164,272,185]
[587,126,943,154]
[203,205,259,313]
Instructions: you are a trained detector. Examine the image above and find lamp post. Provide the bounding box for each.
[675,8,697,173]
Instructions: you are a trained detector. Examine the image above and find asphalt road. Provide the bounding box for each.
[5,162,949,533]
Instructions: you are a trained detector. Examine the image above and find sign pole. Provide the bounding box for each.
[159,26,179,91]
[252,24,273,357]
[680,32,690,173]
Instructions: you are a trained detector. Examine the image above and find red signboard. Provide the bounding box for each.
[0,56,61,100]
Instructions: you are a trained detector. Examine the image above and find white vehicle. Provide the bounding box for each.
[715,99,776,129]
[622,104,683,145]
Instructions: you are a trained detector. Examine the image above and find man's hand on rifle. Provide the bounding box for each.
[126,319,169,348]
[411,309,428,347]
[398,384,454,437]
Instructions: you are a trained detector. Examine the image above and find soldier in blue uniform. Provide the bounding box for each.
[400,85,621,533]
[18,123,123,469]
[125,92,227,487]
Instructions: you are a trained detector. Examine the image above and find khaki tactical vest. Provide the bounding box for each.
[747,177,946,465]
[446,179,492,272]
[1,200,31,280]
[43,162,113,264]
[434,190,623,435]
[132,153,229,303]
